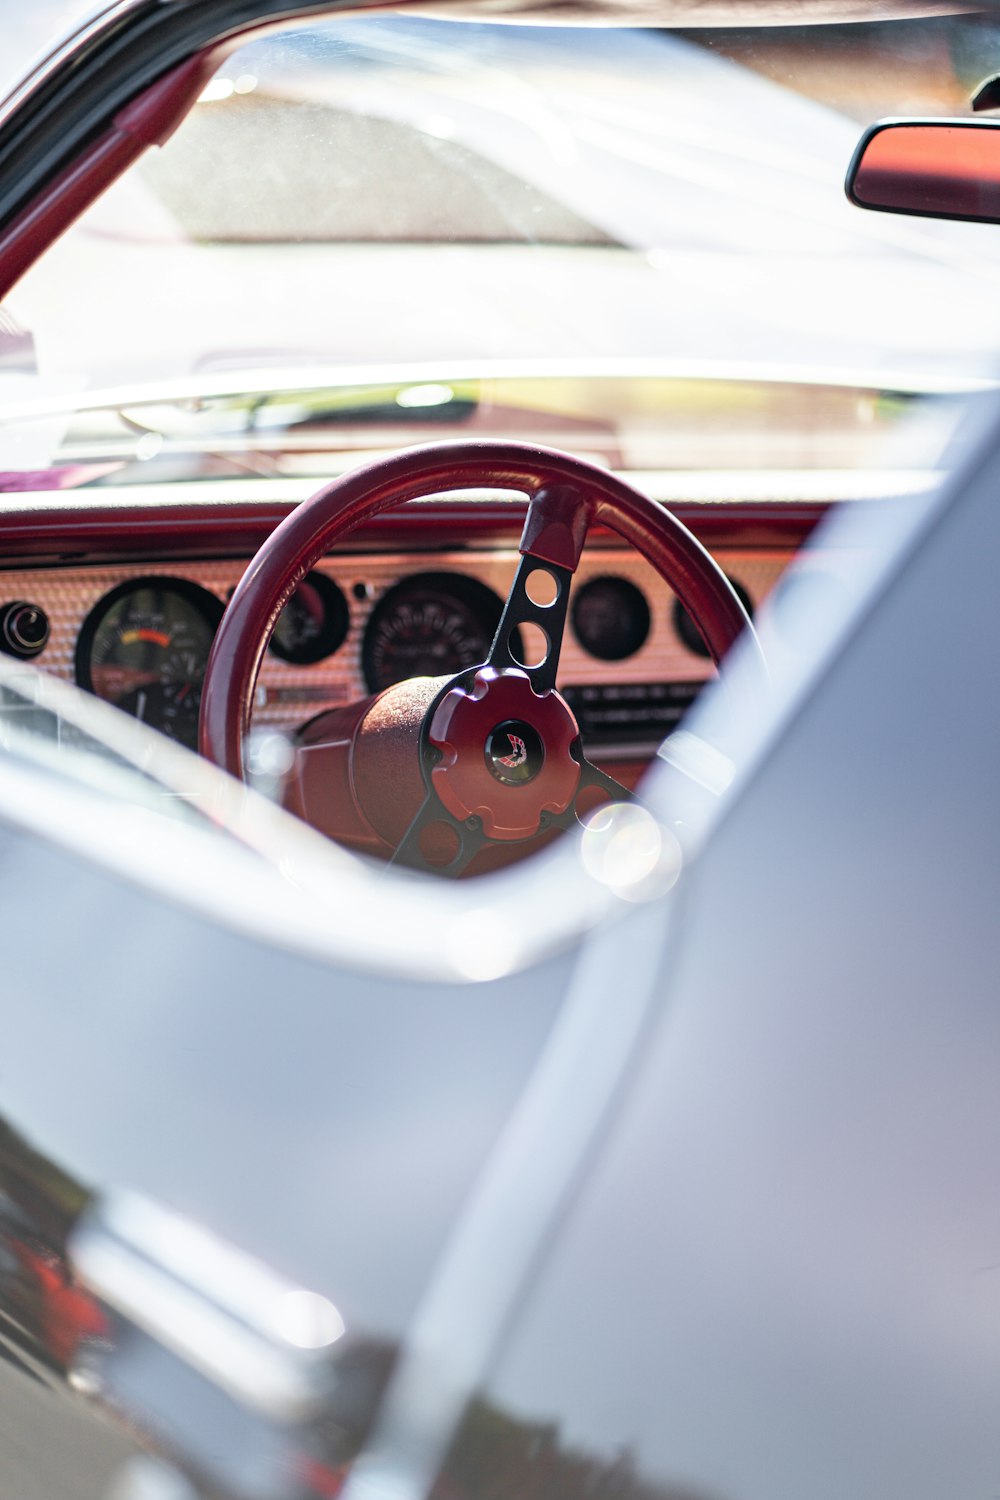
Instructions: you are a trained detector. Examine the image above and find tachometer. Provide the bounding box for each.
[76,578,225,750]
[362,572,513,694]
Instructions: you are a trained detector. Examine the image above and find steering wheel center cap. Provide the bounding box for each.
[427,666,581,841]
[485,719,544,785]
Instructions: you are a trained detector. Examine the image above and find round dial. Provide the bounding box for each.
[362,573,513,694]
[0,601,49,659]
[571,576,650,661]
[76,578,224,750]
[269,572,349,665]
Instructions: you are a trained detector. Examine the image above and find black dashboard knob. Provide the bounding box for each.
[0,601,50,658]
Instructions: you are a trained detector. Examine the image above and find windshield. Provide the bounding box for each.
[3,9,1000,482]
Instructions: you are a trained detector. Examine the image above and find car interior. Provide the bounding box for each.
[4,4,1000,1499]
[0,2,981,882]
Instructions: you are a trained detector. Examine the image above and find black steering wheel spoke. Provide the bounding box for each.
[574,752,634,808]
[390,786,488,878]
[561,745,636,827]
[486,555,575,695]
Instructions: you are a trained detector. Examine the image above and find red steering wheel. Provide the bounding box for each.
[200,441,763,875]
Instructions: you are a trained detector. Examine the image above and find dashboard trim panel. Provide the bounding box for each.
[0,543,791,754]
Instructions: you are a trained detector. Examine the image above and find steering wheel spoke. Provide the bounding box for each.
[533,749,635,834]
[485,555,574,695]
[390,786,488,878]
[574,753,634,810]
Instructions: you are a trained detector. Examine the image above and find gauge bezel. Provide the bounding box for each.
[268,570,350,665]
[361,571,518,695]
[570,575,651,662]
[75,575,226,745]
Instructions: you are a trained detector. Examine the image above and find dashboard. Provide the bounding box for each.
[0,538,793,765]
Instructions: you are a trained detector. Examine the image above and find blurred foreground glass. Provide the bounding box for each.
[847,120,1000,223]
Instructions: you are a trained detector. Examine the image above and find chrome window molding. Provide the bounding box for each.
[0,0,150,130]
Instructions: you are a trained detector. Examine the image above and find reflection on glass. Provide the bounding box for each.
[0,1114,103,1373]
[435,1391,722,1500]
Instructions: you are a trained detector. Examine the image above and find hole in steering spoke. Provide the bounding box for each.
[510,622,549,670]
[418,820,461,869]
[575,781,614,824]
[525,568,559,607]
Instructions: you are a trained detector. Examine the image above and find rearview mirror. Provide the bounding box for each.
[846,119,1000,224]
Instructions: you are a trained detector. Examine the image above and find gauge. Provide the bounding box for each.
[362,572,514,694]
[76,578,224,750]
[269,572,349,664]
[571,576,650,661]
[673,575,754,658]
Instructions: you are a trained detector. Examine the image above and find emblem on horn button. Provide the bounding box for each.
[485,719,544,785]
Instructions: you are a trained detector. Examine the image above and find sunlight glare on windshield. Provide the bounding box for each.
[2,11,999,479]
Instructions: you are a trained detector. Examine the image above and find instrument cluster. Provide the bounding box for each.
[0,548,785,755]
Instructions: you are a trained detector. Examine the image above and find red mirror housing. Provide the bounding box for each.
[846,118,1000,224]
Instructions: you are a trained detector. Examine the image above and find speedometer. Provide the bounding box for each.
[75,577,225,750]
[362,573,513,694]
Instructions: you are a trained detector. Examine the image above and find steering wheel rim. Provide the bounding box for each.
[200,440,764,786]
